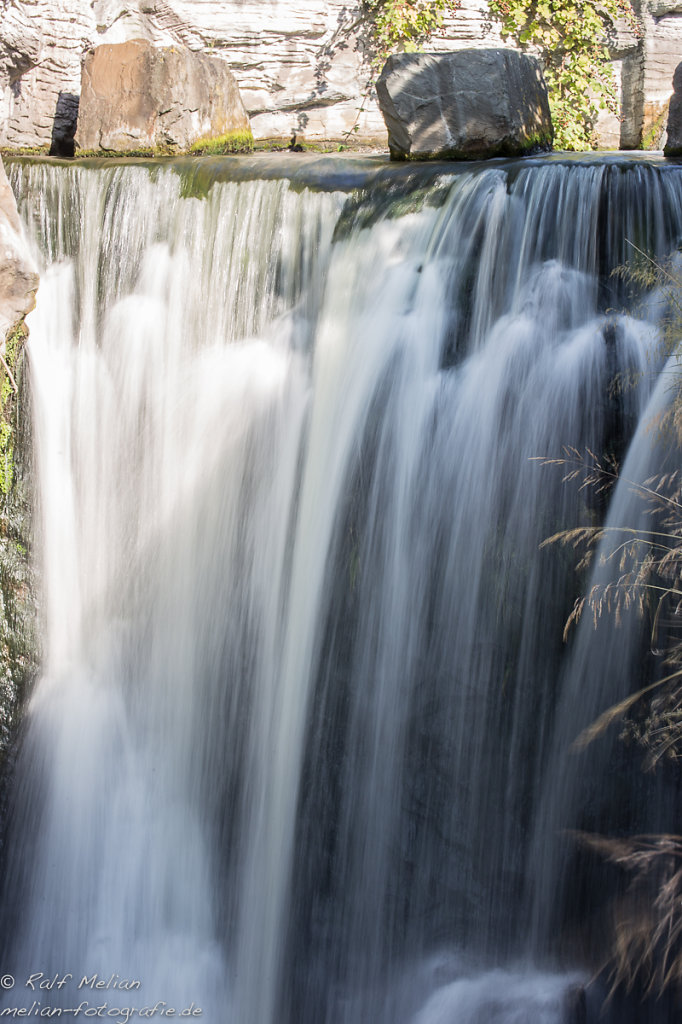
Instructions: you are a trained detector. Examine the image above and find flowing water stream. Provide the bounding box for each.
[2,154,682,1023]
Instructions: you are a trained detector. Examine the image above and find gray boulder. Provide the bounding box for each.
[376,49,552,160]
[0,159,38,346]
[664,62,682,156]
[75,38,251,153]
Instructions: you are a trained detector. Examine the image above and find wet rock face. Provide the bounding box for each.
[376,49,552,161]
[0,159,38,345]
[664,61,682,155]
[0,158,39,772]
[75,39,251,153]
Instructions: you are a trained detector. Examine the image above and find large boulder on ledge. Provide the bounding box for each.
[376,49,553,161]
[75,39,252,154]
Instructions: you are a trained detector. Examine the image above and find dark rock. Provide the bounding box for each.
[50,91,80,157]
[75,38,251,154]
[376,49,553,161]
[664,61,682,155]
[564,984,587,1024]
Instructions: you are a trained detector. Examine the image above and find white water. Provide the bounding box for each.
[2,157,682,1023]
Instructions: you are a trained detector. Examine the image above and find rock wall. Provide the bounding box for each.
[621,0,682,147]
[0,156,37,341]
[0,155,38,768]
[0,0,679,151]
[0,0,94,151]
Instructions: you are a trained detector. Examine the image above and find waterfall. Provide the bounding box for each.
[2,155,682,1024]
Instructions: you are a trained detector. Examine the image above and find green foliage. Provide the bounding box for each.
[189,129,254,156]
[0,146,50,158]
[363,0,460,64]
[75,130,255,159]
[0,317,36,764]
[363,0,639,150]
[541,250,682,994]
[488,0,640,150]
[0,324,24,497]
[641,109,668,151]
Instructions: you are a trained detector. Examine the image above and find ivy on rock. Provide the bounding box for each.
[488,0,640,149]
[363,0,461,65]
[363,0,640,150]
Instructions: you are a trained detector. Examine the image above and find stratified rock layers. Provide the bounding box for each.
[0,0,679,149]
[664,60,682,154]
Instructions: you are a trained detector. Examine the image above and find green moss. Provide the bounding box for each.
[0,317,37,765]
[75,144,179,159]
[74,130,255,159]
[252,137,384,154]
[0,146,50,158]
[189,129,254,156]
[390,133,553,162]
[0,322,26,497]
[641,110,667,151]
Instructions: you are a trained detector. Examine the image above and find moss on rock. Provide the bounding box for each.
[0,319,38,773]
[189,129,254,156]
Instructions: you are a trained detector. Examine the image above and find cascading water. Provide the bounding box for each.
[1,154,682,1024]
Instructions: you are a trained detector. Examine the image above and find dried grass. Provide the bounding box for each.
[540,243,682,994]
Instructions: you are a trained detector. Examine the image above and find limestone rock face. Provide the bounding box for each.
[75,39,250,152]
[664,62,682,154]
[0,0,500,148]
[619,1,682,148]
[0,2,42,85]
[0,0,679,150]
[0,0,96,152]
[0,158,38,345]
[376,49,552,160]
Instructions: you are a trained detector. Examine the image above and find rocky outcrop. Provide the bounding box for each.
[0,1,42,149]
[0,0,679,150]
[377,49,552,160]
[0,156,39,767]
[0,157,38,345]
[0,0,95,153]
[664,61,682,154]
[619,0,682,148]
[75,39,251,153]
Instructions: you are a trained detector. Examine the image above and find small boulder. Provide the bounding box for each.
[376,49,553,161]
[75,39,251,154]
[664,62,682,156]
[0,158,38,345]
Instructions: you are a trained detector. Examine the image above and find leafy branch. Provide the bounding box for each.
[488,0,641,149]
[539,246,682,993]
[362,0,461,66]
